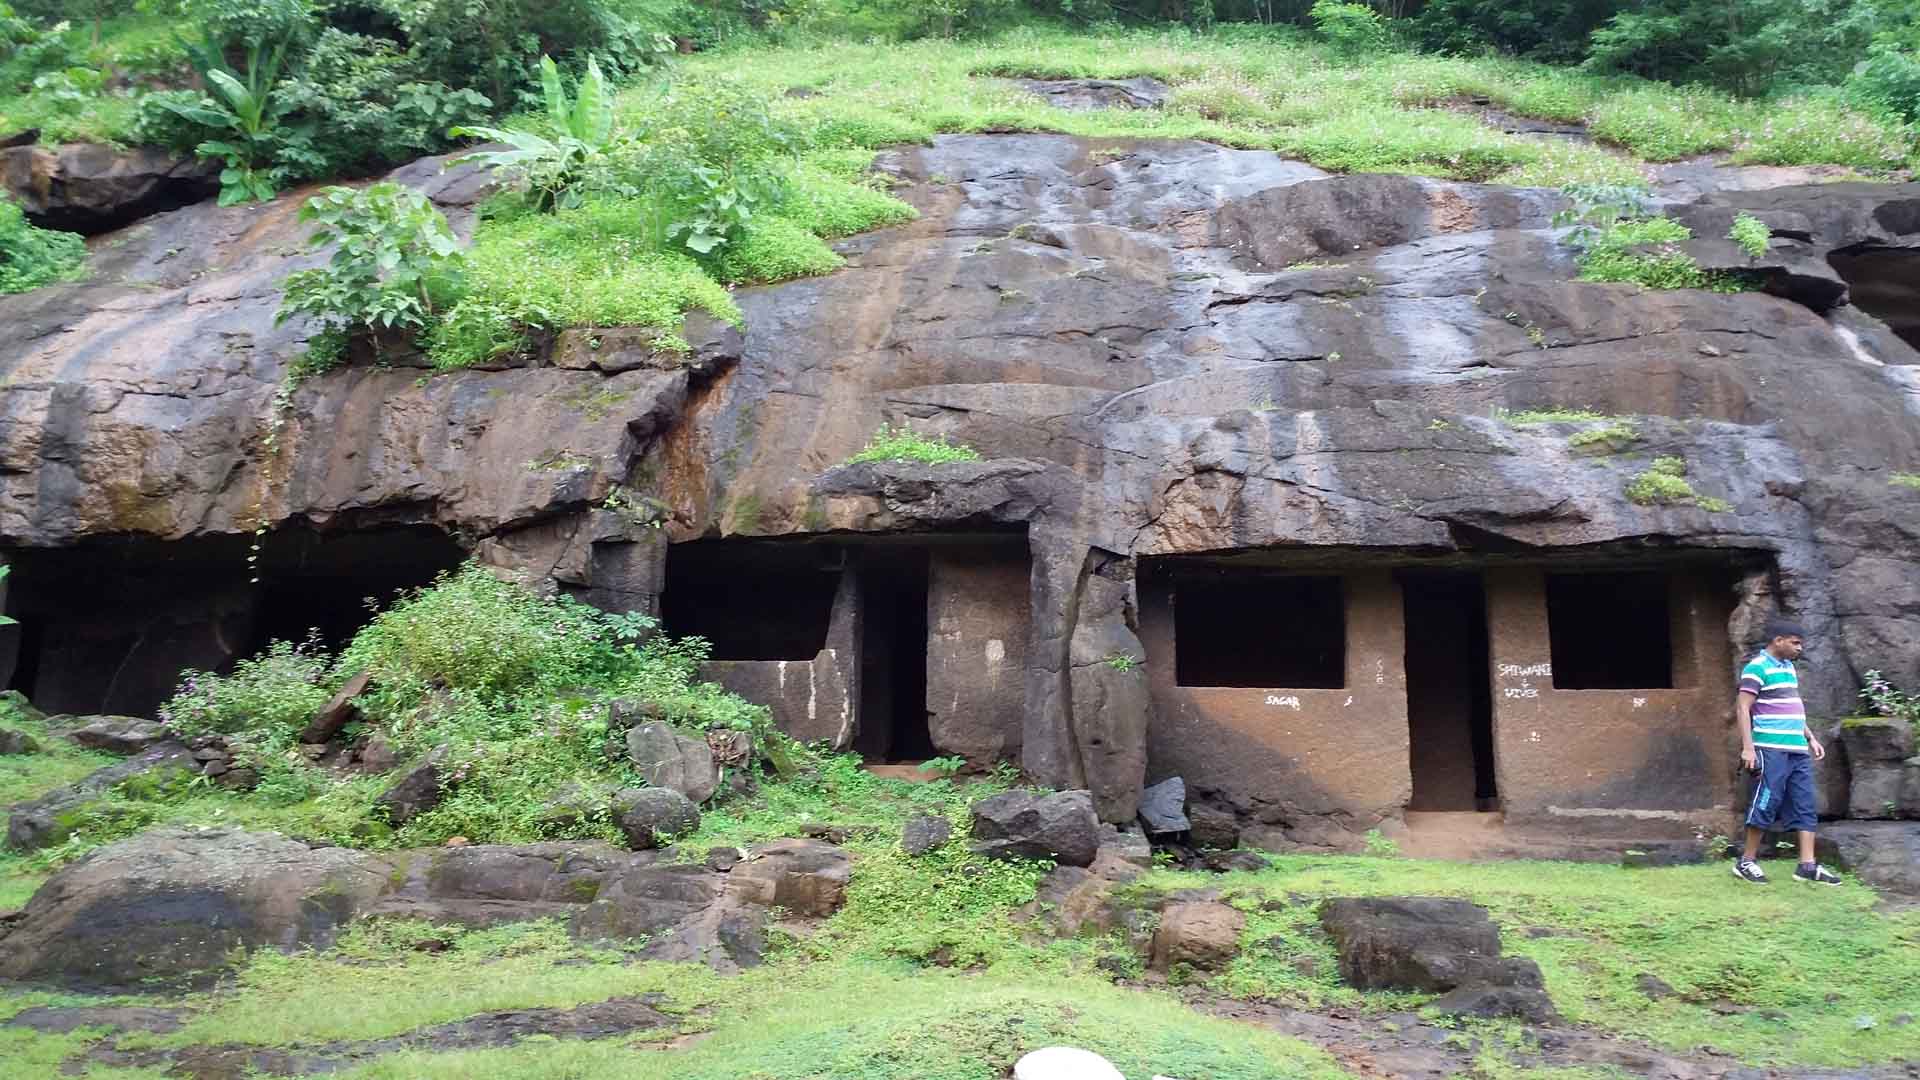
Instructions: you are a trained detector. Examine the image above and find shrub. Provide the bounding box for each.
[0,193,86,294]
[1624,455,1728,510]
[1309,0,1389,55]
[1729,213,1770,259]
[277,182,465,364]
[160,639,335,746]
[1848,43,1920,123]
[1859,669,1920,730]
[452,55,619,213]
[843,424,983,465]
[156,40,292,204]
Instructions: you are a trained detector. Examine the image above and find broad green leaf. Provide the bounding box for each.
[574,56,612,146]
[540,55,568,131]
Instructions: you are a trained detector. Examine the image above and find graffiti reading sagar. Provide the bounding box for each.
[1264,694,1302,709]
[1497,662,1551,700]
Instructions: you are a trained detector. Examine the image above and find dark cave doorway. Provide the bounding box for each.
[854,547,935,765]
[1400,570,1498,813]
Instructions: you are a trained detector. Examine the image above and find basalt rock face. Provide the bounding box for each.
[2,135,1918,833]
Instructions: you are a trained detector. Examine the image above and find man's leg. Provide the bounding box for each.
[1744,826,1766,862]
[1797,829,1816,864]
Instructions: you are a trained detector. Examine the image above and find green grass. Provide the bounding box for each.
[1729,213,1770,259]
[1624,455,1729,510]
[1164,855,1920,1067]
[1566,421,1640,452]
[5,743,1920,1076]
[1496,407,1614,425]
[1891,473,1920,489]
[667,27,1915,186]
[841,424,983,466]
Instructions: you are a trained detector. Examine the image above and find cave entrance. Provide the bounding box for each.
[854,548,934,765]
[1829,244,1920,349]
[2,526,466,718]
[1400,570,1497,812]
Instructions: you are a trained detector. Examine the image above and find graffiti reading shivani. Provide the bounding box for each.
[1497,662,1551,700]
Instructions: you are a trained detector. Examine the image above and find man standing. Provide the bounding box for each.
[1733,618,1842,885]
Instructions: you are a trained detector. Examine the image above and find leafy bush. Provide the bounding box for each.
[1583,0,1885,97]
[1859,669,1920,729]
[1309,0,1389,55]
[843,424,982,465]
[1624,455,1728,510]
[452,55,619,212]
[277,182,465,362]
[1849,42,1920,122]
[155,41,291,204]
[160,639,335,745]
[0,193,87,294]
[1729,213,1770,259]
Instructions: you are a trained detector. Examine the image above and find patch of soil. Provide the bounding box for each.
[75,995,675,1079]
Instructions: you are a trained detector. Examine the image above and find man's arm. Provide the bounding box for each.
[1736,689,1757,771]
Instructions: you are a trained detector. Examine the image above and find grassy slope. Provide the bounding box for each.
[3,748,1917,1077]
[679,27,1914,186]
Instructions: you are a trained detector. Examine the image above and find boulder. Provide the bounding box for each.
[572,862,767,970]
[1851,763,1907,819]
[1101,825,1153,868]
[0,690,46,724]
[612,787,701,850]
[6,742,197,851]
[970,789,1100,867]
[625,722,719,804]
[375,746,452,827]
[1137,776,1190,835]
[0,827,389,989]
[1013,1047,1125,1080]
[353,733,400,774]
[66,716,169,754]
[901,814,953,856]
[1841,718,1915,764]
[727,838,852,917]
[1022,848,1145,937]
[0,727,39,755]
[1318,897,1541,993]
[1187,804,1241,850]
[1817,821,1920,895]
[371,840,638,927]
[299,670,372,746]
[1904,757,1920,820]
[0,142,218,233]
[1149,900,1245,973]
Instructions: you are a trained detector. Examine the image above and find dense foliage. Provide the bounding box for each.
[0,192,86,294]
[140,565,775,848]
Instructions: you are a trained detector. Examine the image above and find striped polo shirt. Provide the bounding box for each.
[1739,651,1808,753]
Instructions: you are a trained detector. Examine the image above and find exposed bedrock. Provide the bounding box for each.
[1,135,1917,829]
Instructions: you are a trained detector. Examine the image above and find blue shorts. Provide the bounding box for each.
[1746,748,1817,833]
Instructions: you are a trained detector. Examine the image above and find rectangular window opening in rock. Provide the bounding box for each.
[854,547,935,764]
[661,539,842,660]
[1400,570,1499,813]
[1544,571,1676,689]
[1170,570,1345,689]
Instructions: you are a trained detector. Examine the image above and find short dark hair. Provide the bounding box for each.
[1764,617,1806,642]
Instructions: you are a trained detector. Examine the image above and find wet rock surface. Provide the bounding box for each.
[0,142,219,233]
[1015,76,1171,111]
[971,788,1101,867]
[1,133,1917,836]
[1,826,858,990]
[0,826,391,989]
